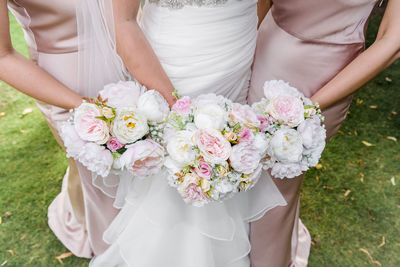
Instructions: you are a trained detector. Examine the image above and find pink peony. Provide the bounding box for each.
[178,173,210,207]
[230,103,260,129]
[172,96,192,115]
[269,95,304,127]
[194,128,232,164]
[74,103,110,144]
[229,142,261,174]
[237,128,255,143]
[194,159,212,179]
[118,139,164,177]
[106,137,125,152]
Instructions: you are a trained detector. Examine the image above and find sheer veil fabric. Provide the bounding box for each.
[76,0,287,266]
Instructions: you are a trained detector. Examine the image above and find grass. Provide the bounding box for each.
[0,9,399,267]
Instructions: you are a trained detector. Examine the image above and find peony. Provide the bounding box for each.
[270,162,307,179]
[268,128,303,163]
[172,96,192,115]
[229,142,261,174]
[167,130,197,166]
[263,80,304,100]
[79,143,114,177]
[194,159,213,180]
[178,173,209,207]
[230,103,260,129]
[106,137,125,152]
[74,103,110,144]
[239,164,263,191]
[137,90,170,123]
[194,93,232,110]
[237,128,255,143]
[111,107,149,144]
[194,103,227,130]
[268,95,304,127]
[99,81,144,108]
[253,132,270,157]
[194,128,232,164]
[118,139,164,177]
[59,122,87,159]
[297,117,326,166]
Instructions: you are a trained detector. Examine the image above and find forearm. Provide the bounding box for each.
[257,0,271,28]
[115,21,176,106]
[0,50,83,109]
[311,36,400,109]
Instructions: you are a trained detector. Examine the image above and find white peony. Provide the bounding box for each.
[268,128,303,163]
[79,143,114,177]
[263,80,305,100]
[74,103,110,144]
[99,81,145,108]
[194,103,227,130]
[297,117,326,166]
[137,90,170,123]
[229,142,261,174]
[230,103,261,129]
[194,93,232,110]
[271,162,307,179]
[253,132,270,158]
[59,122,87,159]
[166,130,197,166]
[111,107,149,144]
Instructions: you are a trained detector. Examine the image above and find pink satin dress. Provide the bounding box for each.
[8,0,119,258]
[248,0,378,266]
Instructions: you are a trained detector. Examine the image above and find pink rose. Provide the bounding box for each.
[237,128,255,143]
[194,128,232,164]
[118,139,164,177]
[194,159,212,179]
[106,137,125,152]
[74,103,110,144]
[172,96,192,114]
[99,81,144,108]
[230,103,260,129]
[178,173,210,207]
[229,142,261,174]
[268,95,304,127]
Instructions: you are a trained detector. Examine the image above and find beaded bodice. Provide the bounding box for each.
[148,0,230,9]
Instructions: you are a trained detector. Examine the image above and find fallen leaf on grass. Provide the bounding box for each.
[344,190,351,197]
[21,108,33,116]
[6,250,14,257]
[392,111,397,116]
[378,236,385,248]
[356,98,363,106]
[315,163,323,170]
[391,177,396,186]
[360,173,365,183]
[385,77,392,82]
[55,252,73,264]
[359,248,382,266]
[20,130,28,134]
[0,112,5,118]
[316,176,319,183]
[4,211,11,218]
[1,261,7,266]
[386,136,397,142]
[362,141,375,147]
[0,217,2,224]
[337,130,345,135]
[354,130,358,136]
[369,105,378,109]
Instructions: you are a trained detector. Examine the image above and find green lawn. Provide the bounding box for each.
[1,10,399,267]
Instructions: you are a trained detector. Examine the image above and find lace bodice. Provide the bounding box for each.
[148,0,231,9]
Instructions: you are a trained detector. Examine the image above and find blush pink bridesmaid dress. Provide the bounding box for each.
[248,0,379,266]
[8,0,119,258]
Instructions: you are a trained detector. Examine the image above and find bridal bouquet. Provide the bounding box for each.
[163,93,268,207]
[252,80,326,178]
[60,81,168,178]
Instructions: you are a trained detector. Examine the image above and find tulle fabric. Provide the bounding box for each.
[80,0,287,266]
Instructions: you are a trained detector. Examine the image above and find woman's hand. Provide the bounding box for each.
[310,0,400,110]
[0,2,83,110]
[113,0,176,107]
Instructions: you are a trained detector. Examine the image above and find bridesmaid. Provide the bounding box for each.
[248,0,400,266]
[1,1,119,257]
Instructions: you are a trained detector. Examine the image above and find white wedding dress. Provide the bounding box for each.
[85,0,287,266]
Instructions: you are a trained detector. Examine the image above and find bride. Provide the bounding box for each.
[77,0,286,266]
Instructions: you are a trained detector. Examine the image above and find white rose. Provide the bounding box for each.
[268,128,303,163]
[74,103,110,144]
[79,143,114,177]
[99,81,145,108]
[167,130,197,166]
[59,122,87,159]
[194,103,227,130]
[111,107,149,144]
[229,142,261,174]
[253,132,270,157]
[137,90,170,123]
[297,117,326,166]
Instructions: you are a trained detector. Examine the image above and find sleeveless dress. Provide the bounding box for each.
[8,0,119,258]
[89,0,286,266]
[247,0,379,266]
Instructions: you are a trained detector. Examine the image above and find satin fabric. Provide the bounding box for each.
[8,0,119,257]
[248,0,378,265]
[90,1,287,266]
